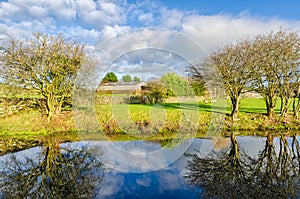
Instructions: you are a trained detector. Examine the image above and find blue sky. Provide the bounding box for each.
[1,0,299,41]
[157,0,300,20]
[0,0,299,79]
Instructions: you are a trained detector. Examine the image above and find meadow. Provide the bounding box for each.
[1,97,299,136]
[2,96,300,155]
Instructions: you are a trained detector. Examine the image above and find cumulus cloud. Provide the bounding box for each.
[100,2,118,15]
[160,8,185,28]
[90,28,209,81]
[0,0,126,41]
[105,48,190,80]
[181,14,300,51]
[101,24,130,39]
[60,26,102,43]
[1,0,300,80]
[138,13,153,24]
[1,0,299,47]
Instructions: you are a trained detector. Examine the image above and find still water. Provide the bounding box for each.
[0,134,299,198]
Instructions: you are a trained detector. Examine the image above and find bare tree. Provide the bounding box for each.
[274,31,300,118]
[251,30,300,119]
[201,39,253,120]
[293,87,300,118]
[0,33,94,120]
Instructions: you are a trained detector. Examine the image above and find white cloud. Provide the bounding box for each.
[106,48,190,80]
[44,0,77,21]
[1,0,300,80]
[97,173,125,197]
[181,14,300,51]
[158,171,181,191]
[0,2,19,22]
[75,0,96,11]
[0,0,125,38]
[160,8,185,28]
[28,5,47,18]
[74,0,125,26]
[138,13,153,23]
[61,26,102,43]
[102,25,130,39]
[136,176,151,187]
[100,2,118,15]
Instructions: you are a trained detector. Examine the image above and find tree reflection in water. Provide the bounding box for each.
[185,133,300,199]
[0,138,105,199]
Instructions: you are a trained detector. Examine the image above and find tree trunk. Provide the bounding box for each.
[267,106,275,119]
[266,99,276,120]
[293,97,300,119]
[230,96,240,121]
[266,132,274,147]
[45,92,60,121]
[230,133,240,160]
[46,99,55,121]
[280,96,284,114]
[280,96,290,118]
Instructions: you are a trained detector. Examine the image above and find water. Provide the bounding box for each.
[0,134,299,198]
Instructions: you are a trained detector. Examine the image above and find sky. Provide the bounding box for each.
[0,0,300,80]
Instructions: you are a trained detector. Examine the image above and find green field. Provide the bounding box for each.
[1,97,300,155]
[1,97,298,136]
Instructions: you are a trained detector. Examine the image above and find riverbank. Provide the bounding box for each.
[1,98,300,154]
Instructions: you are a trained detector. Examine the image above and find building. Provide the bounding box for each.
[98,82,147,94]
[241,91,262,98]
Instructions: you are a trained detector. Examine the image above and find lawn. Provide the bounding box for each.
[95,97,300,135]
[239,98,281,114]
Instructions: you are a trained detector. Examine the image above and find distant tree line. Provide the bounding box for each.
[101,72,141,83]
[143,72,205,103]
[190,30,300,121]
[101,72,206,104]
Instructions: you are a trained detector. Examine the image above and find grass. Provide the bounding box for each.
[2,97,299,136]
[96,102,214,135]
[95,97,300,135]
[1,97,300,155]
[239,98,281,114]
[0,83,40,99]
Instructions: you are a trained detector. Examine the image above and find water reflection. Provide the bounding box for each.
[0,138,105,199]
[185,133,300,198]
[0,134,299,198]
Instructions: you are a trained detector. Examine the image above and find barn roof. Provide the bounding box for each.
[101,82,146,86]
[98,81,147,91]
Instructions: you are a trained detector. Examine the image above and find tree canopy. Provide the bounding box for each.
[122,74,132,82]
[161,72,194,97]
[190,29,300,120]
[250,30,300,119]
[134,76,141,82]
[0,33,93,120]
[102,72,118,83]
[202,39,253,120]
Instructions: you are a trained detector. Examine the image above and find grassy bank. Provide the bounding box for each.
[2,97,300,135]
[1,97,300,154]
[96,98,300,132]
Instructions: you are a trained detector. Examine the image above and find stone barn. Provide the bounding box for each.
[98,82,147,94]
